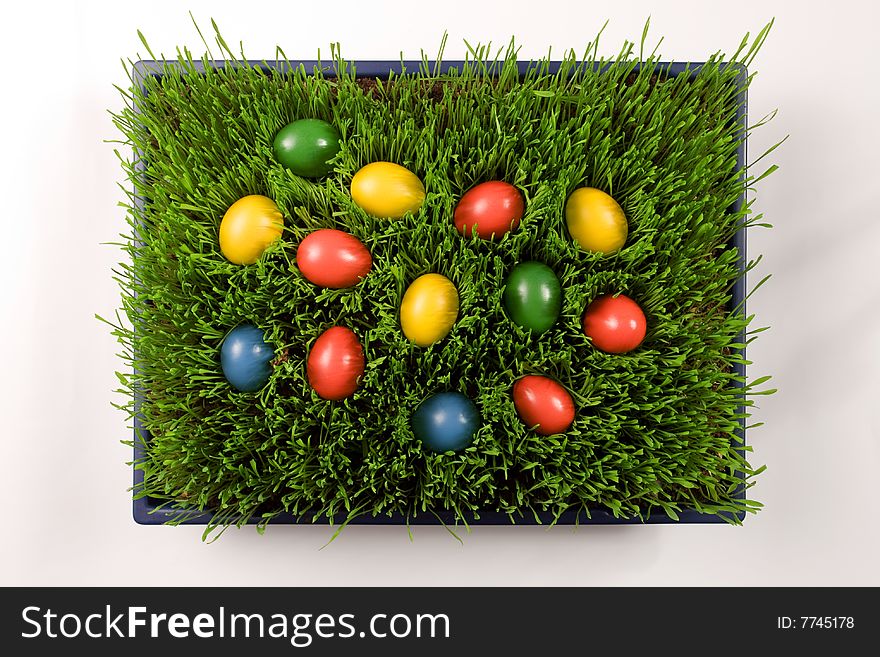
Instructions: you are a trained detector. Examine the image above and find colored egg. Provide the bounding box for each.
[351,162,425,219]
[400,274,459,347]
[296,229,372,289]
[221,324,274,392]
[582,294,647,354]
[219,195,284,265]
[306,326,365,400]
[454,181,524,239]
[502,261,562,334]
[273,119,341,178]
[512,375,575,436]
[412,392,479,453]
[565,187,628,254]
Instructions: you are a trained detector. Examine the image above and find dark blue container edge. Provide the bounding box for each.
[128,58,749,527]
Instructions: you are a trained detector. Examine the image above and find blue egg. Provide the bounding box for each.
[220,324,274,392]
[412,392,479,453]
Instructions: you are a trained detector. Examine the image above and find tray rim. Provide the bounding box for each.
[129,57,749,527]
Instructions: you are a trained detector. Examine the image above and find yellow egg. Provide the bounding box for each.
[351,162,425,219]
[564,187,628,254]
[219,195,284,265]
[400,274,459,347]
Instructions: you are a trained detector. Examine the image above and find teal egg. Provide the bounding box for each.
[412,392,479,453]
[220,324,274,392]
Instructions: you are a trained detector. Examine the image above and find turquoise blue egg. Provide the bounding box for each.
[412,392,479,453]
[221,324,274,392]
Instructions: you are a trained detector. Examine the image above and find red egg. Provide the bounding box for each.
[582,294,647,354]
[306,326,365,400]
[512,375,575,435]
[453,181,524,239]
[296,229,372,288]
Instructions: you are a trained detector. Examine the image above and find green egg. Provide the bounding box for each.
[503,261,562,334]
[273,118,341,178]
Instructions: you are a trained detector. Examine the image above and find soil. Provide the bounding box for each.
[354,77,447,103]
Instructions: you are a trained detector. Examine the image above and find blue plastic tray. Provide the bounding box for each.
[130,58,748,526]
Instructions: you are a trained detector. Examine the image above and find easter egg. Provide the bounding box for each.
[400,274,459,347]
[219,195,284,265]
[412,392,479,453]
[503,261,562,334]
[306,326,365,400]
[273,119,341,178]
[565,187,628,254]
[296,229,372,289]
[221,324,274,392]
[512,375,575,436]
[454,181,524,239]
[582,294,647,354]
[351,162,425,219]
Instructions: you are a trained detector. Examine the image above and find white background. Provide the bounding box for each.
[1,0,877,586]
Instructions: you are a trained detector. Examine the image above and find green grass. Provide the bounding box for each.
[107,21,776,537]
